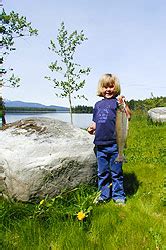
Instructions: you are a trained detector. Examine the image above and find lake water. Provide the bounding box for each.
[5,112,93,129]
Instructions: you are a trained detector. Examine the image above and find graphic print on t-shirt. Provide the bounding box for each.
[96,106,110,123]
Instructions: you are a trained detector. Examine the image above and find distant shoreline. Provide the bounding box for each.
[6,110,69,114]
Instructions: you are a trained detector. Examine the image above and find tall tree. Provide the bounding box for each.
[0,3,38,88]
[45,22,90,124]
[0,2,38,126]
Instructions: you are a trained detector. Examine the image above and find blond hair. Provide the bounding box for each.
[97,73,121,97]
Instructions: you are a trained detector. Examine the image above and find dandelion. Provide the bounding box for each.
[39,199,45,205]
[77,211,86,221]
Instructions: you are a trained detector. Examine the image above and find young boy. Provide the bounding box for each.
[88,73,128,205]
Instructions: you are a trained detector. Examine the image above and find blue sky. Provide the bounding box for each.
[3,0,166,107]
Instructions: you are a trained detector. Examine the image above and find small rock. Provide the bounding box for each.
[148,107,166,123]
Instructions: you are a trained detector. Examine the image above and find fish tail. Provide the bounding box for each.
[115,154,127,163]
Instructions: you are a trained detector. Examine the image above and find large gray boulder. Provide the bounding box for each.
[0,118,97,202]
[148,107,166,122]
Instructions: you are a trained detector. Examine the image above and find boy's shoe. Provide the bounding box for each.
[93,196,107,205]
[114,199,126,206]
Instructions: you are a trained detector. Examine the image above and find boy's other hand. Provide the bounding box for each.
[87,122,96,135]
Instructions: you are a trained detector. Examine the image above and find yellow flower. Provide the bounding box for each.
[39,199,45,205]
[77,211,86,221]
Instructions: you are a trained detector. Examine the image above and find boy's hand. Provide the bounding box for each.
[87,122,96,135]
[117,95,125,105]
[87,126,95,135]
[117,95,131,120]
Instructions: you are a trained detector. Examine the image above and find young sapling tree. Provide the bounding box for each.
[45,22,91,124]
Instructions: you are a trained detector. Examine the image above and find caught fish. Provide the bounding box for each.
[115,102,129,162]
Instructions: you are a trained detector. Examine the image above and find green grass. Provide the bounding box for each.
[1,111,165,250]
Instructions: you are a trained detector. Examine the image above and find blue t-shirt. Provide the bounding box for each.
[93,98,118,145]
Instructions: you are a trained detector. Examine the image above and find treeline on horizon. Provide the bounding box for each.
[5,107,58,113]
[1,96,166,114]
[72,96,166,113]
[127,96,166,111]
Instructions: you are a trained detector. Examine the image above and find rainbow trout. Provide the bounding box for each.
[115,103,129,162]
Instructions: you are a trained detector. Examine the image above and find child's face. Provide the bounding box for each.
[102,84,115,99]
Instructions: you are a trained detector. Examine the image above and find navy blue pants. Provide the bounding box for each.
[96,144,126,201]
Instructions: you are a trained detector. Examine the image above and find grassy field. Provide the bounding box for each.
[1,111,165,250]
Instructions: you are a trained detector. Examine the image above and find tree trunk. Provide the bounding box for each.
[68,93,73,124]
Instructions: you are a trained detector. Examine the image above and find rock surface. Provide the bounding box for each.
[148,107,166,122]
[0,118,97,201]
